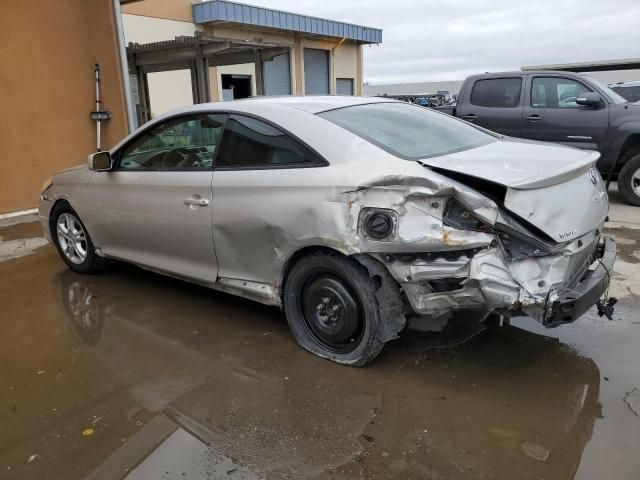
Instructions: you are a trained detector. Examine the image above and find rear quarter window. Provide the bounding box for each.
[318,102,496,160]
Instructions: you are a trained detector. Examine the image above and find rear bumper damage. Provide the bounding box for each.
[544,236,616,327]
[373,234,616,327]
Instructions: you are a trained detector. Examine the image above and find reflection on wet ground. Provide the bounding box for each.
[1,220,640,480]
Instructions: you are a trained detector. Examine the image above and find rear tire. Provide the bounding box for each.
[618,153,640,206]
[283,253,385,366]
[50,202,105,274]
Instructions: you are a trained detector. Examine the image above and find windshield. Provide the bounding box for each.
[318,102,496,160]
[580,75,628,104]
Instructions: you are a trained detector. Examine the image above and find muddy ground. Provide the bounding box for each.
[1,189,639,480]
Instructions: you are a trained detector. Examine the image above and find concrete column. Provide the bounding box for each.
[209,66,221,102]
[356,44,363,96]
[329,46,336,95]
[293,38,304,95]
[288,46,296,95]
[254,50,264,96]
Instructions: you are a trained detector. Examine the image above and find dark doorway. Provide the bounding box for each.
[221,74,252,100]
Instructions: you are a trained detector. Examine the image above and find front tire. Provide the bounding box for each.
[618,153,640,206]
[283,253,385,366]
[51,203,104,274]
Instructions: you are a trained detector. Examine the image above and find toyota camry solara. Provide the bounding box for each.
[39,96,616,365]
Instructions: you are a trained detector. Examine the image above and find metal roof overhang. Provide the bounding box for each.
[522,58,640,73]
[127,34,290,73]
[192,0,382,44]
[126,34,290,123]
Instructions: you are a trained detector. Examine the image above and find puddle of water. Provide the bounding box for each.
[1,222,639,479]
[126,428,261,480]
[0,221,48,263]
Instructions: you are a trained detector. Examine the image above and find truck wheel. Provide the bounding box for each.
[618,154,640,207]
[283,252,386,366]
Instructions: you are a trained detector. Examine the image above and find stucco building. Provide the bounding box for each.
[121,0,382,120]
[0,0,381,215]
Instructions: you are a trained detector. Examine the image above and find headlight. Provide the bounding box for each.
[41,176,54,200]
[41,176,53,192]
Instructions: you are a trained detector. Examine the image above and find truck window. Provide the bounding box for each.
[531,77,591,109]
[470,78,522,108]
[612,85,640,103]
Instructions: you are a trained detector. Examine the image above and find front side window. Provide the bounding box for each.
[118,114,226,170]
[470,78,522,108]
[215,115,319,169]
[319,102,496,160]
[531,77,591,109]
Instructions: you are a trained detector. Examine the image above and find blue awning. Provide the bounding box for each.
[193,1,382,44]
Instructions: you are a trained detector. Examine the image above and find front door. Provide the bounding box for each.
[210,113,327,287]
[86,113,226,283]
[522,75,609,151]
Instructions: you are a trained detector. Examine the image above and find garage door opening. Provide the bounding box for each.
[304,48,329,95]
[336,78,354,96]
[221,74,252,100]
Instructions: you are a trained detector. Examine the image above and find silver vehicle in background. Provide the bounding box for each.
[39,97,615,365]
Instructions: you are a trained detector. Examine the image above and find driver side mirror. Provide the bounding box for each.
[88,151,112,171]
[575,92,602,107]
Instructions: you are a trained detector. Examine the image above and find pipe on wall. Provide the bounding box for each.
[112,0,136,133]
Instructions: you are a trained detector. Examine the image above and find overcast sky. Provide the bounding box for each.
[243,0,640,84]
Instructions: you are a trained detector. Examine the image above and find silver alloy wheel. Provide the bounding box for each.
[56,213,88,265]
[68,282,99,330]
[632,168,640,196]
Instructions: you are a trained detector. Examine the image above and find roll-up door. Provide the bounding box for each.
[304,48,329,95]
[336,78,354,95]
[263,52,291,96]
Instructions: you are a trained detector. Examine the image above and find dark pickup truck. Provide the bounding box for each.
[444,71,640,205]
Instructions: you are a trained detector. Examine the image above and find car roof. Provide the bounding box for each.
[241,95,400,113]
[160,95,400,117]
[112,96,404,153]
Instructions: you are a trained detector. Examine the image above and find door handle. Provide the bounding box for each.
[525,115,542,121]
[184,197,210,207]
[462,114,477,120]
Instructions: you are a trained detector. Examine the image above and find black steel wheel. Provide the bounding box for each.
[299,273,365,354]
[283,252,386,366]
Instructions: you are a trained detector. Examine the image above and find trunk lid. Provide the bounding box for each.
[419,138,609,242]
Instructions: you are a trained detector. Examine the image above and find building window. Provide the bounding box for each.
[221,74,252,100]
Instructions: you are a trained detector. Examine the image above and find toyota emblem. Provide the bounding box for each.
[588,168,599,185]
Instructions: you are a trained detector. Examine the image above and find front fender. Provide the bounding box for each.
[602,120,640,171]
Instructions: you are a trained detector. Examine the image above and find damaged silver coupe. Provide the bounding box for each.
[39,97,616,365]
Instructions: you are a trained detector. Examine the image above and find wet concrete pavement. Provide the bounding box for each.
[1,191,640,479]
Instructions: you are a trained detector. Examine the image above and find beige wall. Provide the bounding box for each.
[294,38,362,95]
[122,12,199,43]
[0,0,127,213]
[121,0,193,22]
[122,14,200,116]
[121,2,365,114]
